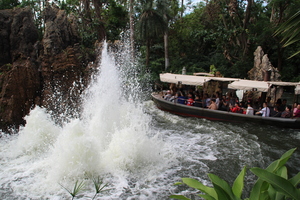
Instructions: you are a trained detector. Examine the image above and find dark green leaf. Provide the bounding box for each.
[169,195,191,200]
[251,168,300,199]
[232,166,246,198]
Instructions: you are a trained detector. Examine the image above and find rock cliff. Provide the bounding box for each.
[0,6,97,132]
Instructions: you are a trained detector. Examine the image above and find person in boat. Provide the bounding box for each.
[229,102,241,113]
[208,99,218,110]
[293,104,300,118]
[202,93,208,108]
[215,92,220,108]
[275,99,284,112]
[245,103,254,115]
[193,94,202,107]
[270,106,282,117]
[266,96,272,107]
[176,91,186,104]
[281,105,292,118]
[205,93,211,108]
[164,90,172,101]
[279,99,287,112]
[219,95,229,111]
[256,102,270,117]
[292,102,298,116]
[186,92,194,106]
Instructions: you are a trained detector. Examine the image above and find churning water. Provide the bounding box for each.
[1,41,300,200]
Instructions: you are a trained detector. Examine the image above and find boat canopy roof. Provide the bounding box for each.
[160,73,300,94]
[160,73,239,86]
[296,85,300,95]
[160,73,210,86]
[228,80,271,92]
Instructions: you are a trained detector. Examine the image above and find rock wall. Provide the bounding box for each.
[247,46,283,104]
[248,46,281,81]
[0,6,97,132]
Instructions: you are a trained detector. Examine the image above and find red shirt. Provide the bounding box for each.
[186,98,194,106]
[231,106,240,113]
[294,109,300,117]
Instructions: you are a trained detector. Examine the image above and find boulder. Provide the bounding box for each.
[248,46,281,81]
[0,6,96,132]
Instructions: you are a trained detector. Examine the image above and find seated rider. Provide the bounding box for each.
[208,99,218,110]
[245,103,254,115]
[293,104,300,118]
[163,90,172,101]
[186,92,194,106]
[193,94,202,107]
[281,105,292,118]
[229,102,241,113]
[176,91,186,104]
[255,102,270,117]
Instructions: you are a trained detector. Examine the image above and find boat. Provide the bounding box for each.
[152,73,300,129]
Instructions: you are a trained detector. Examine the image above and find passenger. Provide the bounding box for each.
[164,90,172,101]
[276,99,283,111]
[256,102,270,117]
[208,99,218,110]
[270,107,281,117]
[186,92,194,106]
[281,105,292,118]
[293,104,300,118]
[176,91,186,104]
[245,103,254,115]
[293,102,298,115]
[205,93,211,108]
[279,99,287,112]
[169,92,177,102]
[229,102,241,113]
[193,94,202,107]
[215,92,220,108]
[219,95,229,111]
[202,93,208,108]
[266,96,272,107]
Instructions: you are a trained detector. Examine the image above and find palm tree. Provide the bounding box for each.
[137,0,167,66]
[274,10,300,58]
[157,0,179,71]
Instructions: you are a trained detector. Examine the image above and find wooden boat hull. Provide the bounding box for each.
[151,93,300,129]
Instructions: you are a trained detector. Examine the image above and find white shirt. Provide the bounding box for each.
[246,106,254,115]
[260,107,270,117]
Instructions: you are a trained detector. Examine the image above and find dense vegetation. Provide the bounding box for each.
[1,0,300,82]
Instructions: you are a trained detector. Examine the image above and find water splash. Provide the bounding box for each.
[0,41,173,199]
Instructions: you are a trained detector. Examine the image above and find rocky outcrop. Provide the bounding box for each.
[0,59,40,129]
[248,46,281,81]
[0,6,96,132]
[247,46,283,104]
[0,8,41,131]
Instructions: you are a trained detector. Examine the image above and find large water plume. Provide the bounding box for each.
[0,41,174,199]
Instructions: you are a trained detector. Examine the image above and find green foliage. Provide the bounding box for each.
[60,176,109,199]
[170,148,299,200]
[274,10,300,58]
[91,176,109,200]
[60,180,85,200]
[0,0,19,9]
[104,0,128,41]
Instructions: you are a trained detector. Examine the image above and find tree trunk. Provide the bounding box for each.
[146,39,150,66]
[129,0,135,60]
[164,31,169,71]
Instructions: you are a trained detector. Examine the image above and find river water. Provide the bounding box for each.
[0,42,300,200]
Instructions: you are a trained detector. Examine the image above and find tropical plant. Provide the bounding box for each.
[91,176,109,200]
[137,0,167,66]
[0,0,19,9]
[60,180,85,200]
[170,148,300,200]
[274,10,300,58]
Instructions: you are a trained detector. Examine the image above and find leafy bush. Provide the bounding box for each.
[170,148,300,200]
